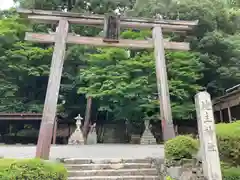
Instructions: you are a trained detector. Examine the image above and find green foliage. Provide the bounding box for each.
[0,0,238,125]
[222,166,240,180]
[0,158,67,180]
[78,29,203,123]
[197,31,240,96]
[164,134,240,180]
[129,0,240,97]
[0,16,53,112]
[165,122,240,165]
[216,121,240,165]
[78,46,202,122]
[16,0,135,13]
[222,162,240,180]
[165,135,199,160]
[166,176,175,180]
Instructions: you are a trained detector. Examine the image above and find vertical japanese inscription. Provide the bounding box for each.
[195,91,222,180]
[201,99,212,110]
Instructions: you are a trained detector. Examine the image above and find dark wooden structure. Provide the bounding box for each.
[213,89,240,122]
[18,8,198,159]
[0,113,58,144]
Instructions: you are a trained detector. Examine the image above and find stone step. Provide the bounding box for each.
[68,168,158,177]
[65,163,154,170]
[64,159,93,164]
[68,176,159,180]
[64,158,154,164]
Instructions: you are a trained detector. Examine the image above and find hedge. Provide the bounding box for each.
[165,121,240,165]
[165,121,240,180]
[165,135,199,160]
[165,135,240,180]
[216,121,240,165]
[222,163,240,180]
[223,168,240,180]
[0,158,67,180]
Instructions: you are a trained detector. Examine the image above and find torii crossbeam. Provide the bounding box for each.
[18,9,198,159]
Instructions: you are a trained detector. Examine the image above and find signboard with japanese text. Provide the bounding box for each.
[195,91,222,180]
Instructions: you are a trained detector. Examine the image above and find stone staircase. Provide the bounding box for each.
[64,158,161,180]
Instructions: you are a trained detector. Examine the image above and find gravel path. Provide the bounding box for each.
[0,144,164,160]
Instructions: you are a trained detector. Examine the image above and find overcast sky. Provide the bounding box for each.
[0,0,14,10]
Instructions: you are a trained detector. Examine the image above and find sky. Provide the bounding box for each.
[0,0,14,10]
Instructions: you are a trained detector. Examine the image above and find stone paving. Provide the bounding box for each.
[0,144,164,160]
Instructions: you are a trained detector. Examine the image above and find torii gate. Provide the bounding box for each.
[18,9,198,159]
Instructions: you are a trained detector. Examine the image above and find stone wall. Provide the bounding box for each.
[0,121,199,144]
[98,123,127,143]
[153,159,205,180]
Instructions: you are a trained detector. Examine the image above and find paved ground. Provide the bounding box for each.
[0,144,164,160]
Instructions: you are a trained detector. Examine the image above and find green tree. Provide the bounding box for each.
[128,0,240,97]
[196,31,240,96]
[0,14,52,112]
[16,0,135,13]
[1,0,239,124]
[78,30,203,123]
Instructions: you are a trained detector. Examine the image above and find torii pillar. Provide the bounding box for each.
[36,19,69,159]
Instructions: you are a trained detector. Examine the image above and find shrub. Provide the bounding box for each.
[222,166,240,180]
[17,129,39,137]
[216,121,240,165]
[166,176,174,180]
[0,158,67,180]
[165,135,199,160]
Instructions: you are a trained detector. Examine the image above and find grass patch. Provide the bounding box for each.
[0,159,17,170]
[216,121,240,165]
[216,121,240,137]
[0,158,67,180]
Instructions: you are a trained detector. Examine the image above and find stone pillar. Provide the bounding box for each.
[195,91,222,180]
[140,120,156,145]
[68,114,84,145]
[219,109,223,122]
[227,106,232,123]
[86,123,97,144]
[52,117,58,145]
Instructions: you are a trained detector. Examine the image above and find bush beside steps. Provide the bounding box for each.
[0,158,67,180]
[164,120,240,180]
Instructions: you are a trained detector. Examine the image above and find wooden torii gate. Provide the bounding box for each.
[18,9,198,159]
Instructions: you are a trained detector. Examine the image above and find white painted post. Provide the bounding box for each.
[195,91,222,180]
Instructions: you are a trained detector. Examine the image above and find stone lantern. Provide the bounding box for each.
[140,120,156,145]
[68,114,84,145]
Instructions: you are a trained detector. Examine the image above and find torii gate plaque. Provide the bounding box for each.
[18,9,198,159]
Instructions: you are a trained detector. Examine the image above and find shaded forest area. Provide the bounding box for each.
[0,0,239,142]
